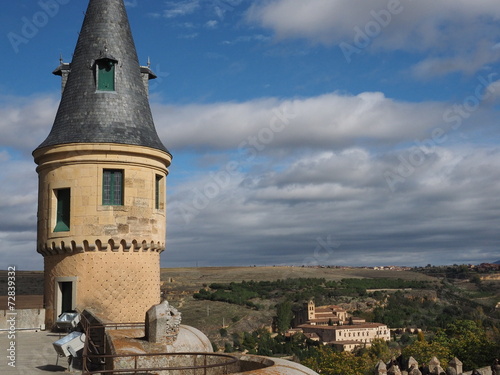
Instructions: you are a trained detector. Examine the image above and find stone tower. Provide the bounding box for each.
[33,0,172,328]
[307,300,315,321]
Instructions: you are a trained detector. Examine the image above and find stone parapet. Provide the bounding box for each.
[38,238,165,256]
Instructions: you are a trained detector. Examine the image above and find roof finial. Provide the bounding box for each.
[59,54,64,64]
[147,56,151,68]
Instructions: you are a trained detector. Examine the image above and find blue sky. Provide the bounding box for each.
[1,0,500,270]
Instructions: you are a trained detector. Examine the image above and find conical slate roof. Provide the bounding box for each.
[35,0,170,155]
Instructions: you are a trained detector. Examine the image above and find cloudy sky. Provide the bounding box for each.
[1,0,500,270]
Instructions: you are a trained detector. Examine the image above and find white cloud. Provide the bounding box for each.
[177,32,199,39]
[205,20,218,28]
[246,0,500,75]
[0,157,38,268]
[212,0,244,20]
[163,0,200,18]
[224,34,271,44]
[181,22,196,29]
[153,92,453,153]
[160,0,244,22]
[247,0,500,48]
[483,79,500,104]
[0,150,9,162]
[124,0,138,7]
[412,41,500,79]
[0,94,59,151]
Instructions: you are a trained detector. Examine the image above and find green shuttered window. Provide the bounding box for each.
[103,170,123,205]
[97,60,115,91]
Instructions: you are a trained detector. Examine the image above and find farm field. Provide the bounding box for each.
[160,266,435,292]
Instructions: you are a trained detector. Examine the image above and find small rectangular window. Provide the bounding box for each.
[97,60,115,91]
[54,188,70,232]
[103,170,123,205]
[155,175,164,210]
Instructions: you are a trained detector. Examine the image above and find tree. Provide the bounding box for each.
[255,330,274,357]
[211,341,219,352]
[469,275,481,286]
[367,338,392,362]
[400,333,412,345]
[402,340,452,366]
[275,301,293,334]
[434,320,498,370]
[242,331,257,352]
[219,328,228,337]
[302,346,374,375]
[417,331,425,342]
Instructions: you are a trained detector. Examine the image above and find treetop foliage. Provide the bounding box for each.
[193,277,433,308]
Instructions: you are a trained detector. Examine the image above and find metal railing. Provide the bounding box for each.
[80,314,238,375]
[83,352,238,374]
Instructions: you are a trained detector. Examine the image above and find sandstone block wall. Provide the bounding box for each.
[34,143,171,328]
[44,251,160,327]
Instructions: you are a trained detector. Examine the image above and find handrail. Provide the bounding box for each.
[80,314,238,374]
[84,352,238,374]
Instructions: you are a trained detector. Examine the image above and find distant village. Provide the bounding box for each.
[281,262,500,273]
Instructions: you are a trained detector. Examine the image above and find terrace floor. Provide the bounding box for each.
[0,330,80,374]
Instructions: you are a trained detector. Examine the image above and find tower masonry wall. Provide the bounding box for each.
[34,143,171,327]
[44,251,160,327]
[34,143,170,252]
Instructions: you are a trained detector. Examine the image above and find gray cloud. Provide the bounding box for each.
[1,91,499,270]
[166,144,500,268]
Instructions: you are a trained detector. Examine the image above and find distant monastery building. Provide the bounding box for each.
[290,300,390,352]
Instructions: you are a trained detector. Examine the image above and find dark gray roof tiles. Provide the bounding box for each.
[35,0,170,156]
